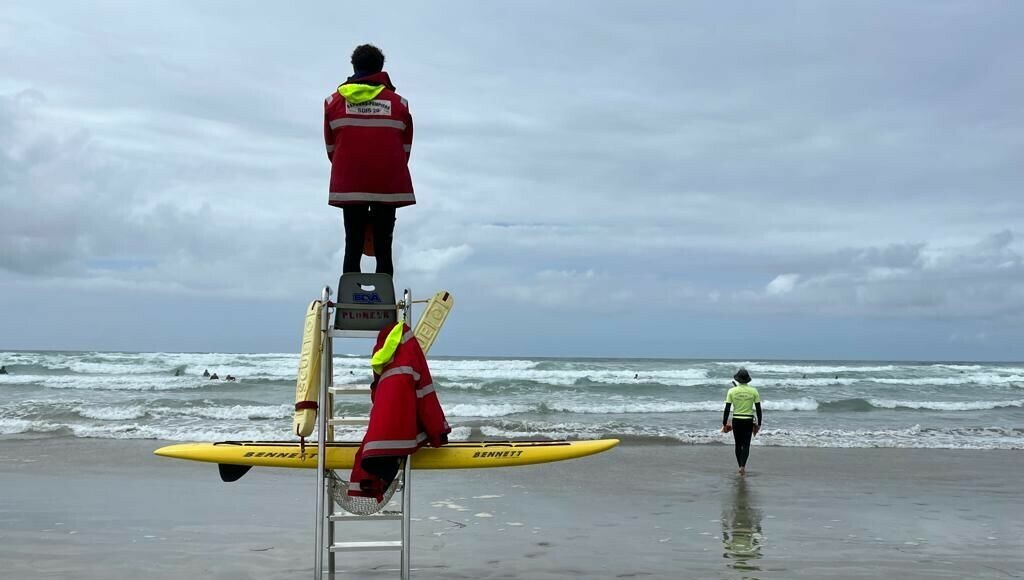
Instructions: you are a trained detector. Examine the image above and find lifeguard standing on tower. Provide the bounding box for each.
[324,44,414,277]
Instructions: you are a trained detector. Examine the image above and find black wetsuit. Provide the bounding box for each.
[723,402,763,468]
[731,418,755,467]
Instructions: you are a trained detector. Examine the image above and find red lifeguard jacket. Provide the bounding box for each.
[324,71,415,208]
[348,322,450,499]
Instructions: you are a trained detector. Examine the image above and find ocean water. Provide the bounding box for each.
[0,351,1021,449]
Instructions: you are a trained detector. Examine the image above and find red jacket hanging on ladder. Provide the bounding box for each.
[348,322,450,500]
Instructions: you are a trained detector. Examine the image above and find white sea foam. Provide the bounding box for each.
[545,400,722,414]
[930,364,984,371]
[25,375,218,391]
[446,403,534,417]
[166,404,292,421]
[870,375,1024,387]
[431,361,709,386]
[429,359,539,373]
[75,405,149,421]
[543,398,819,414]
[740,374,1024,388]
[759,398,821,411]
[0,418,38,435]
[5,350,312,381]
[436,380,488,391]
[479,424,602,441]
[65,360,172,375]
[867,398,1024,411]
[754,377,858,387]
[64,423,288,441]
[753,425,1024,450]
[4,401,294,423]
[0,416,299,441]
[719,362,901,373]
[0,375,43,385]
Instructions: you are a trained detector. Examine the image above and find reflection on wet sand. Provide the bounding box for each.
[722,477,764,576]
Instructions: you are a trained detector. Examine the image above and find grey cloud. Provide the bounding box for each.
[0,89,336,298]
[2,1,1023,358]
[455,229,1024,324]
[747,231,1024,319]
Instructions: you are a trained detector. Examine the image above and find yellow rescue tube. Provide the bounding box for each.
[293,300,323,437]
[413,290,454,354]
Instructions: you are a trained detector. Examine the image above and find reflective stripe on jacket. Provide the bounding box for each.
[325,71,415,207]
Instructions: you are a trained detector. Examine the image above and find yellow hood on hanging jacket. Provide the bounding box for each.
[370,322,405,374]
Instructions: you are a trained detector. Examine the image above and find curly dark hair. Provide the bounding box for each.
[351,44,385,75]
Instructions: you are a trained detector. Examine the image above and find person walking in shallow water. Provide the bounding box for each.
[722,368,763,476]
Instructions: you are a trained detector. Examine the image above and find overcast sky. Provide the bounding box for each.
[1,1,1022,361]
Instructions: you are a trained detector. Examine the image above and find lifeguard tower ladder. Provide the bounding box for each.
[313,273,412,579]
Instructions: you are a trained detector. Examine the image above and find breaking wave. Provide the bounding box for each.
[3,350,1023,449]
[819,398,1024,412]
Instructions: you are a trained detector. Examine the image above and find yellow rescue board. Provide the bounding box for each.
[154,439,619,470]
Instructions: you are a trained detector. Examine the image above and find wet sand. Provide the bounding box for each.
[0,438,1021,579]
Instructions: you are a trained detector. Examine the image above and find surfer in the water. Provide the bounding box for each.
[722,368,762,476]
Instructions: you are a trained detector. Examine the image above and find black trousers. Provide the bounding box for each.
[732,418,755,467]
[342,204,396,276]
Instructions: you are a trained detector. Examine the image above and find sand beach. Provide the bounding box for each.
[1,438,1021,579]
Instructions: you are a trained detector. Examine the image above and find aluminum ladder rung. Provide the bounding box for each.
[330,540,403,552]
[329,511,403,522]
[328,385,372,395]
[330,329,381,339]
[329,416,370,426]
